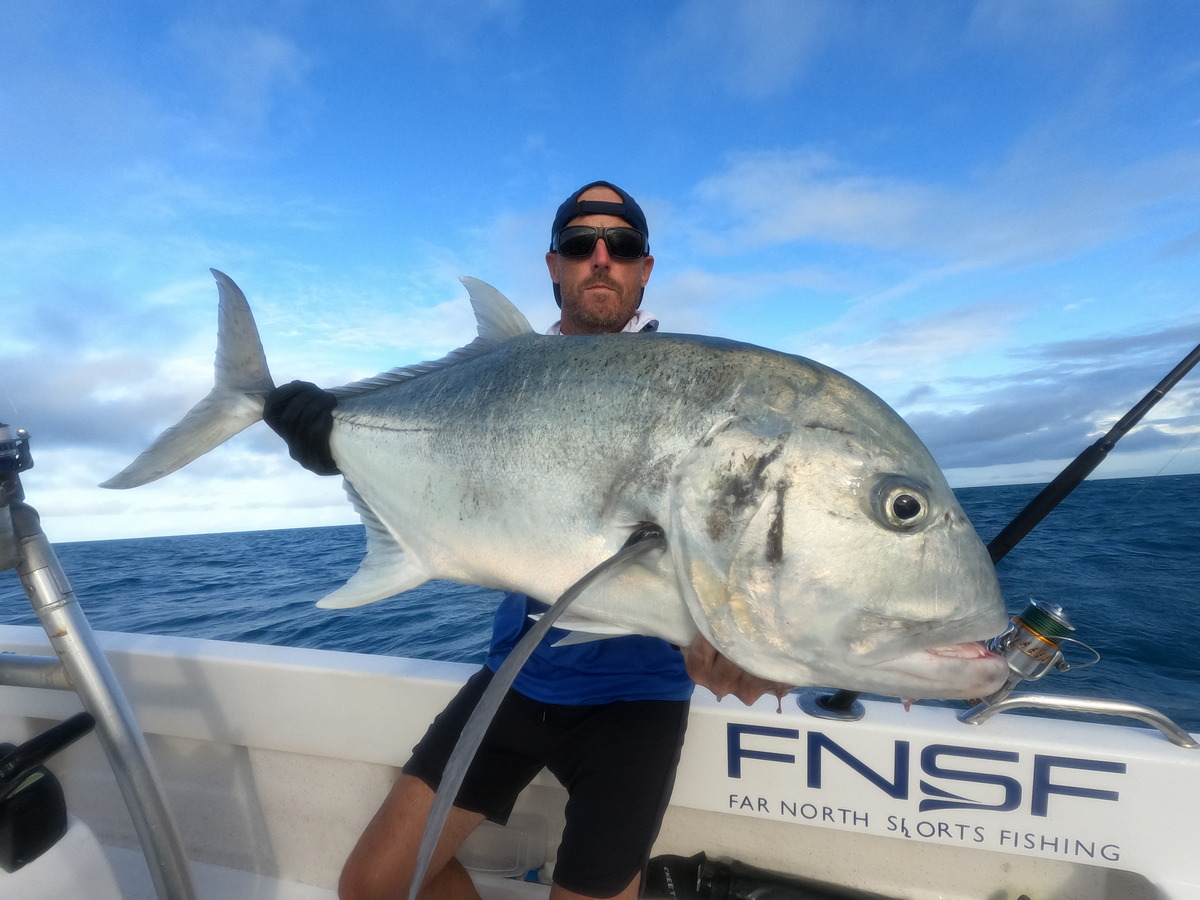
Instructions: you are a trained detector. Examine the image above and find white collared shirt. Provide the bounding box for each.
[544,310,659,335]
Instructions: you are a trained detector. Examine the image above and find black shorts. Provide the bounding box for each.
[403,666,690,897]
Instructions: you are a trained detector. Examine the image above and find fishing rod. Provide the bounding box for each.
[809,333,1200,721]
[987,335,1200,563]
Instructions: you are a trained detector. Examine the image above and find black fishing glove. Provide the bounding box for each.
[263,381,340,476]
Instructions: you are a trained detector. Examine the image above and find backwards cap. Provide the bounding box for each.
[549,181,649,250]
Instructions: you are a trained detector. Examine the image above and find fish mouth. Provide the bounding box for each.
[865,641,1008,696]
[846,610,1009,664]
[871,639,997,667]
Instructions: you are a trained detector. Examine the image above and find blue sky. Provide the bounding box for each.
[4,0,1200,542]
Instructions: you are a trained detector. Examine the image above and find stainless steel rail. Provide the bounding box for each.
[1,487,196,898]
[0,653,72,690]
[958,693,1199,749]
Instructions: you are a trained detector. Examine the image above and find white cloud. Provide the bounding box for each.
[693,150,943,253]
[799,299,1027,393]
[965,0,1122,48]
[164,19,316,155]
[374,0,525,59]
[653,0,832,100]
[3,0,1198,540]
[22,439,356,544]
[691,143,1200,271]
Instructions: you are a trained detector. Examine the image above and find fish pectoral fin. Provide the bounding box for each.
[550,631,629,647]
[528,613,636,646]
[317,483,429,608]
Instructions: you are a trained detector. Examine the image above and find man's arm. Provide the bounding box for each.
[263,381,341,475]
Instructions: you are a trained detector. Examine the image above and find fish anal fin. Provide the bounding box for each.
[316,557,427,608]
[318,482,429,608]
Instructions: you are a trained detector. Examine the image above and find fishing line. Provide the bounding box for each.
[0,377,18,421]
[987,335,1200,563]
[1077,377,1200,522]
[408,524,667,900]
[1147,422,1200,478]
[1097,425,1200,528]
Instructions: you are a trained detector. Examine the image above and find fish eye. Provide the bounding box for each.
[893,492,920,518]
[869,477,931,531]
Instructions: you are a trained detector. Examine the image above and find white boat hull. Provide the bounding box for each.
[0,624,1196,900]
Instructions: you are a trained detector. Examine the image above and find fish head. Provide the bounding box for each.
[672,360,1009,700]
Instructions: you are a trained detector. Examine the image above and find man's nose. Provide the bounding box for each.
[590,237,612,266]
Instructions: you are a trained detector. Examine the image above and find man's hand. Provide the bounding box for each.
[680,634,792,706]
[263,381,341,475]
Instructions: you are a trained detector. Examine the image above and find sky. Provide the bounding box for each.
[3,0,1200,543]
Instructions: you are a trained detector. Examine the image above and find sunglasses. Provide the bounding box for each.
[553,226,648,260]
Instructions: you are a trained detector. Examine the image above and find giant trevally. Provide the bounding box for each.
[103,270,1008,699]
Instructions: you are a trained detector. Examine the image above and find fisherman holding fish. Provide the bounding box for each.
[264,182,787,900]
[105,171,1009,895]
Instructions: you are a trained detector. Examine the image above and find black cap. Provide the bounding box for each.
[550,181,649,250]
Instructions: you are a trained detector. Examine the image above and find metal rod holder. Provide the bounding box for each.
[795,688,865,721]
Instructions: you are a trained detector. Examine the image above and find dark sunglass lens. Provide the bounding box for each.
[605,228,645,259]
[555,226,644,259]
[556,227,598,258]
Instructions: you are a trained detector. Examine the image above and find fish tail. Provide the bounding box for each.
[100,270,276,489]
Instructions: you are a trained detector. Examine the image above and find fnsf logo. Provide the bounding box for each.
[726,724,1126,816]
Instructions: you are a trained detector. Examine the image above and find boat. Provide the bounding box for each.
[3,428,1200,900]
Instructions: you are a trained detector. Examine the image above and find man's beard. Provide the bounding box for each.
[561,277,644,334]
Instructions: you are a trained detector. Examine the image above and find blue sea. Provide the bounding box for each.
[2,474,1198,733]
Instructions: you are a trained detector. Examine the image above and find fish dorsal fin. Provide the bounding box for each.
[459,276,534,343]
[316,483,430,608]
[330,277,533,397]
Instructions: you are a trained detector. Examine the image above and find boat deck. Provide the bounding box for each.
[101,845,551,900]
[9,821,551,900]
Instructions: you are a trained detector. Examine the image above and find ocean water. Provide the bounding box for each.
[1,474,1197,733]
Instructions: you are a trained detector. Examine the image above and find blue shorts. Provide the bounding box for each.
[403,666,690,897]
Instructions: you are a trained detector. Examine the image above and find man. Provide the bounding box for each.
[266,182,783,900]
